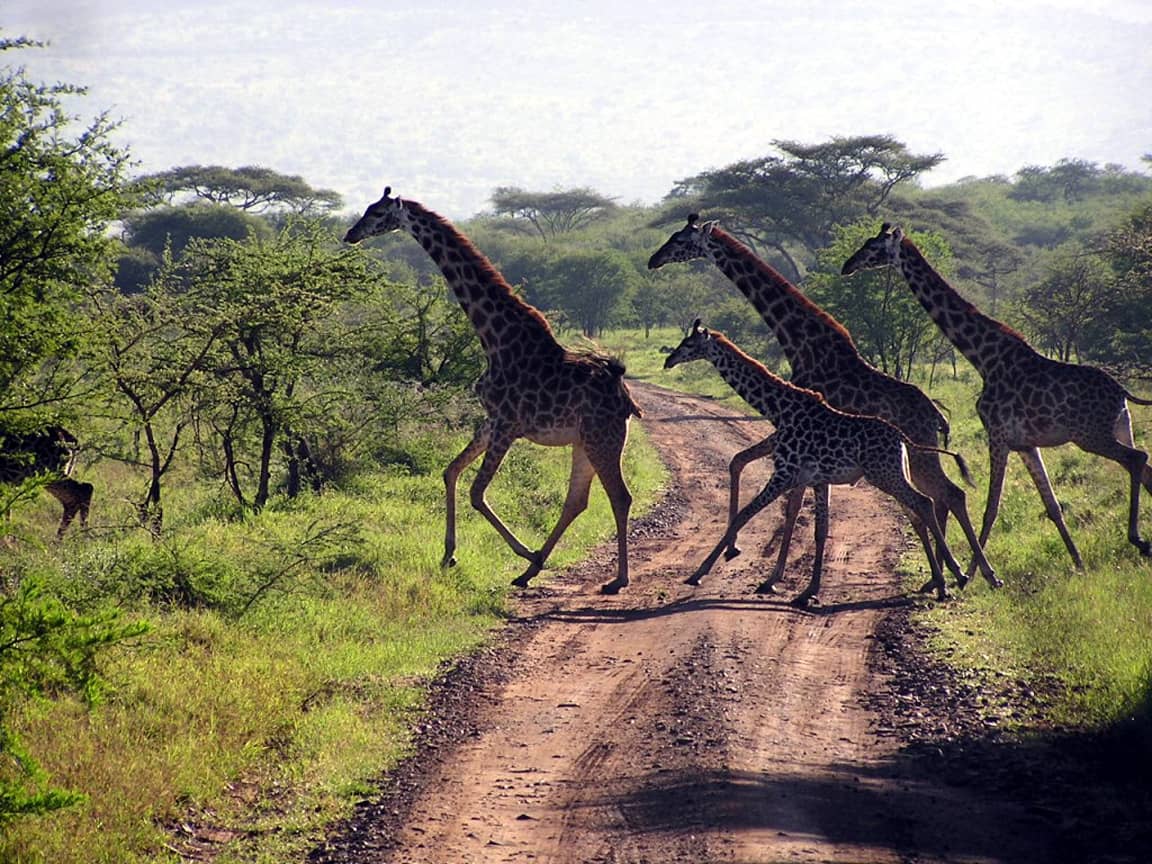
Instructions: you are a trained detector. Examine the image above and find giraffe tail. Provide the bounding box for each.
[1124,388,1152,407]
[908,440,974,487]
[930,398,952,448]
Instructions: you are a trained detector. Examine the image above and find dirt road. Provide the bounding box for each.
[310,381,1063,863]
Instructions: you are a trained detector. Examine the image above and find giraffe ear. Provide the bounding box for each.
[879,221,891,235]
[687,213,699,227]
[690,317,702,334]
[891,225,905,239]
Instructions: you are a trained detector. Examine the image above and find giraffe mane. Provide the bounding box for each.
[708,330,827,403]
[897,234,1032,346]
[414,202,559,340]
[710,227,856,344]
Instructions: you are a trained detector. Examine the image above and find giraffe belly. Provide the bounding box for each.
[525,427,581,447]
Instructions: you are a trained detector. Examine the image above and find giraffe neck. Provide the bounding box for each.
[705,227,862,373]
[403,201,563,362]
[896,236,1034,376]
[706,333,816,424]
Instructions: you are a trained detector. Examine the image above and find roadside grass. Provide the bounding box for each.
[0,419,667,864]
[902,369,1152,738]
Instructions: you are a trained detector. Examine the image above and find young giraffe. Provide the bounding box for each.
[0,426,93,537]
[842,223,1152,566]
[344,188,641,594]
[665,320,970,605]
[649,215,1000,590]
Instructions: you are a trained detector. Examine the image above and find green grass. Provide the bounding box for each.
[0,419,667,864]
[904,369,1152,732]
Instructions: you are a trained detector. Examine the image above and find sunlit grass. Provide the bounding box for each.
[908,369,1152,730]
[0,420,667,864]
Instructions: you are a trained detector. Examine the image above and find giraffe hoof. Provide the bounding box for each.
[600,579,626,595]
[684,574,702,587]
[511,573,533,588]
[724,546,742,561]
[754,580,779,595]
[1137,539,1152,557]
[790,594,816,609]
[441,554,458,569]
[916,579,936,595]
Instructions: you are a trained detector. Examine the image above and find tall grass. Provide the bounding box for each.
[0,421,667,863]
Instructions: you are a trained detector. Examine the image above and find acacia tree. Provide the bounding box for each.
[1094,203,1152,375]
[1014,245,1114,362]
[659,135,944,281]
[0,37,135,414]
[135,164,342,215]
[85,275,226,535]
[490,187,617,241]
[183,221,383,511]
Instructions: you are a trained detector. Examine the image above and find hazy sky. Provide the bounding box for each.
[5,1,1151,219]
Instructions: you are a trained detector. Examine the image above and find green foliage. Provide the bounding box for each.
[537,248,639,336]
[0,38,135,409]
[807,221,950,378]
[0,579,148,826]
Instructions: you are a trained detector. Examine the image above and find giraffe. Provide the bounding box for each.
[665,320,970,605]
[0,425,93,537]
[344,188,641,594]
[649,215,1001,590]
[842,222,1152,566]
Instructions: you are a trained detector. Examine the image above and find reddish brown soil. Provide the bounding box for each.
[310,381,1151,864]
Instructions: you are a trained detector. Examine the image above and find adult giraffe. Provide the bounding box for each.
[665,320,970,605]
[842,222,1152,566]
[649,215,1000,590]
[344,188,641,593]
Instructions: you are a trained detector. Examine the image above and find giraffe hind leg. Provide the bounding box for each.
[586,425,633,595]
[1080,418,1151,557]
[909,452,1000,589]
[1018,448,1084,568]
[515,445,597,589]
[790,483,830,607]
[755,485,805,594]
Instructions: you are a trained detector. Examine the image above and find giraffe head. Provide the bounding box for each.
[840,223,904,275]
[663,318,717,369]
[647,214,716,269]
[343,187,408,244]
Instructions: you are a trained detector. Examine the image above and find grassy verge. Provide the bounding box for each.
[895,369,1152,737]
[0,419,667,863]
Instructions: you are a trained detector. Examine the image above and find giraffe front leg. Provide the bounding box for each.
[1018,448,1084,568]
[725,436,777,561]
[441,426,491,568]
[790,483,829,607]
[689,473,790,587]
[755,485,805,595]
[466,434,541,577]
